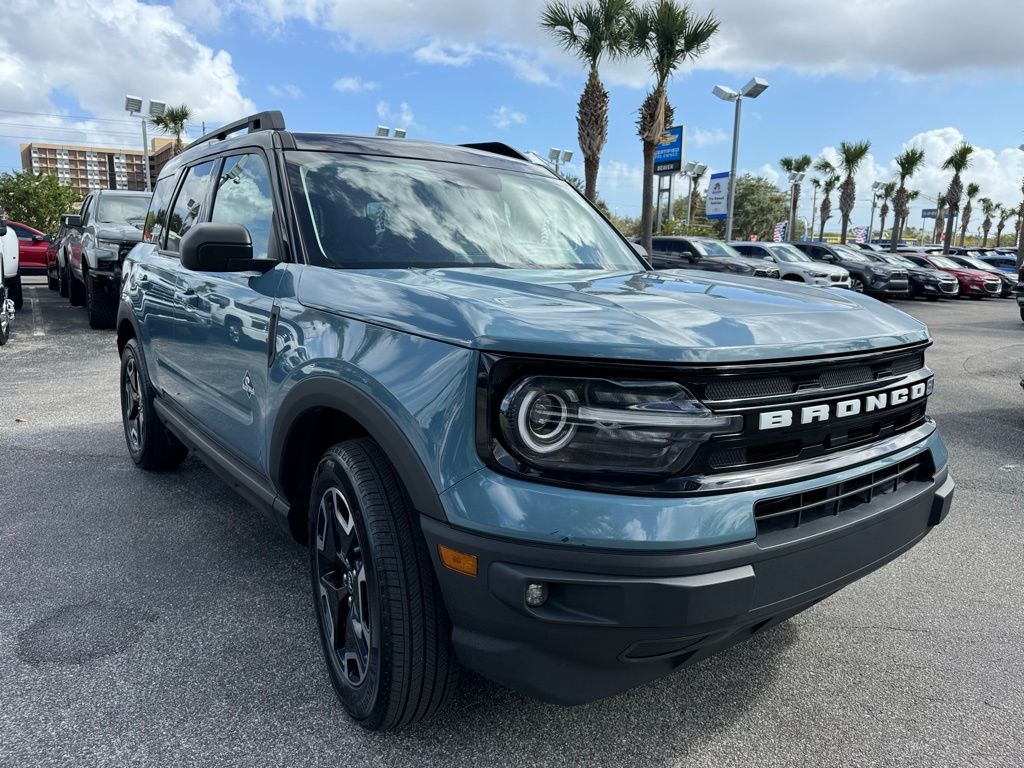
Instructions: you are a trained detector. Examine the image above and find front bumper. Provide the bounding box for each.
[866,277,910,297]
[428,431,953,704]
[917,279,959,297]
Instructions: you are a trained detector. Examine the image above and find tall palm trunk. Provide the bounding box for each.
[891,187,908,251]
[942,175,962,254]
[982,220,991,247]
[638,88,671,254]
[838,176,855,243]
[878,201,889,243]
[818,193,831,241]
[959,199,973,246]
[578,68,609,202]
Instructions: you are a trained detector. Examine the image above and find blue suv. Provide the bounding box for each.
[117,112,955,730]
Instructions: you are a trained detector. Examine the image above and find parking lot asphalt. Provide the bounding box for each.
[1,276,1022,768]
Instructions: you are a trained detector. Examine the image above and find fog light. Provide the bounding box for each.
[525,582,548,607]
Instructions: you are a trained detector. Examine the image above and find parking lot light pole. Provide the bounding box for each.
[125,96,165,193]
[714,77,768,242]
[681,161,708,225]
[867,181,884,244]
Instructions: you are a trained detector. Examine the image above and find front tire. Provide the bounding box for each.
[120,338,188,470]
[68,266,85,307]
[309,439,455,731]
[58,260,70,298]
[850,277,864,293]
[7,274,22,310]
[47,269,59,291]
[86,273,116,329]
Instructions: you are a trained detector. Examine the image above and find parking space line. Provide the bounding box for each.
[30,295,44,337]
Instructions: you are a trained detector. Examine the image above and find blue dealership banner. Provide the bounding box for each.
[653,125,684,174]
[705,172,730,219]
[921,208,938,219]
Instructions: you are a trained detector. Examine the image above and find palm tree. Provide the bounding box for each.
[958,182,980,246]
[632,0,719,253]
[835,140,871,244]
[151,104,193,155]
[932,196,945,244]
[890,147,926,251]
[876,181,897,243]
[994,204,1012,246]
[904,190,921,243]
[940,142,974,254]
[813,157,838,240]
[542,0,631,203]
[1017,179,1024,269]
[980,198,996,246]
[779,154,812,238]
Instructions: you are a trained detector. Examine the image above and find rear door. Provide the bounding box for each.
[172,151,283,469]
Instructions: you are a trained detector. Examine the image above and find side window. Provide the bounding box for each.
[166,160,218,254]
[10,224,32,240]
[144,176,176,246]
[210,153,275,260]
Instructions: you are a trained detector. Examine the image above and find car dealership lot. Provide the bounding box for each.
[1,278,1021,768]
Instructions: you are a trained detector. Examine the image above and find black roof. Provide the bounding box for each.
[159,111,549,181]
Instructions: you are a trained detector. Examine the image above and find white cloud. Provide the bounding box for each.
[413,38,480,67]
[333,76,379,93]
[490,106,526,130]
[689,127,729,149]
[0,0,252,154]
[376,100,416,128]
[166,0,1024,90]
[268,83,303,99]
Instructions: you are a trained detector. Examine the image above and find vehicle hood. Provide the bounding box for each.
[801,262,847,277]
[907,266,953,280]
[704,255,773,272]
[295,266,930,363]
[95,224,143,243]
[946,267,998,280]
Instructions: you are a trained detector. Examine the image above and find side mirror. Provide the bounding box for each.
[180,223,274,273]
[32,234,46,243]
[61,214,83,228]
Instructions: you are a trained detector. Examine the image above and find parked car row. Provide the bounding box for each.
[0,215,17,344]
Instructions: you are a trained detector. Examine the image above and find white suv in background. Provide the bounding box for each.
[730,241,851,289]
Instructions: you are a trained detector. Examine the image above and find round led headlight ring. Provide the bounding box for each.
[516,388,577,455]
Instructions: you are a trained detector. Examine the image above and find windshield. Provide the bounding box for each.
[928,255,960,269]
[288,153,642,270]
[878,254,917,268]
[692,240,743,258]
[767,244,812,262]
[96,195,151,224]
[957,256,995,271]
[831,244,871,262]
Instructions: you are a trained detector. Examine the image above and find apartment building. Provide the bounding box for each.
[19,138,175,196]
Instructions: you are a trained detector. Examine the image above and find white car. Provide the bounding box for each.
[730,241,851,289]
[0,215,17,344]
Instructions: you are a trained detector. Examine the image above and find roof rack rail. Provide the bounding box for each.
[459,142,530,163]
[187,111,286,149]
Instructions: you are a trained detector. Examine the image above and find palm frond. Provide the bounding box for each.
[941,142,974,174]
[895,147,926,182]
[837,140,871,176]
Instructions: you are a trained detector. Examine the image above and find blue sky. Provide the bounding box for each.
[3,0,1024,232]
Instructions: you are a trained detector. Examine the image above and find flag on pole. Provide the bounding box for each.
[772,221,788,242]
[852,226,867,244]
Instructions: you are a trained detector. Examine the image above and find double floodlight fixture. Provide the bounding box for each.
[683,161,708,176]
[125,95,165,119]
[713,78,769,103]
[788,170,806,184]
[376,125,407,138]
[549,148,573,164]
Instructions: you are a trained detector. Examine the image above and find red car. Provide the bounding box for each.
[5,221,51,275]
[902,253,1001,298]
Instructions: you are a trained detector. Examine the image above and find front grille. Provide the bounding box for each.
[888,270,908,280]
[118,242,134,259]
[753,268,781,279]
[984,281,1000,293]
[939,281,958,293]
[753,454,933,535]
[829,274,843,283]
[702,350,924,403]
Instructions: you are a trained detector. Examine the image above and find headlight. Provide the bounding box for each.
[809,272,828,278]
[493,375,740,478]
[95,239,120,262]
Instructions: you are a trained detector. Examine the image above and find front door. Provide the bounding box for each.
[173,151,282,470]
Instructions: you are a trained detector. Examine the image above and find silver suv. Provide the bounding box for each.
[731,241,851,288]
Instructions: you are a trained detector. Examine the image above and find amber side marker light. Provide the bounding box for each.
[438,546,478,577]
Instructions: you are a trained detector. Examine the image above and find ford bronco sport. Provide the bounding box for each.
[117,112,955,731]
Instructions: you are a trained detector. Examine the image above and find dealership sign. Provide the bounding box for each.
[921,208,938,219]
[653,125,685,174]
[705,172,730,219]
